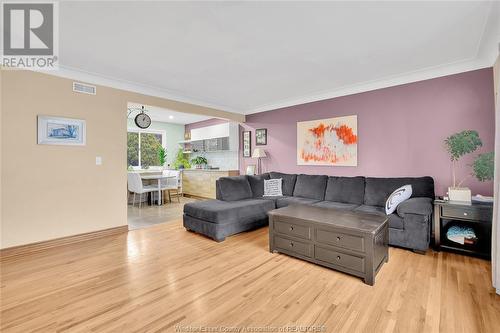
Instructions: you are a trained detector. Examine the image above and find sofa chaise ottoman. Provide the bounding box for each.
[183,172,434,252]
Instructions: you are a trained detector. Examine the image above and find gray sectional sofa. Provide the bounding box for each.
[183,172,435,252]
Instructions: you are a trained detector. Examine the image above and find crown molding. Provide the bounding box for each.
[27,3,498,117]
[34,65,243,114]
[246,2,499,115]
[475,1,500,65]
[245,57,493,115]
[34,57,495,117]
[33,11,498,119]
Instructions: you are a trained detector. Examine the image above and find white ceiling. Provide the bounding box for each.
[127,103,211,125]
[53,1,499,115]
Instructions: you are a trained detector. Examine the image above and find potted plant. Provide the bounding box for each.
[172,148,191,170]
[444,130,494,202]
[472,152,494,182]
[191,156,208,169]
[157,146,167,170]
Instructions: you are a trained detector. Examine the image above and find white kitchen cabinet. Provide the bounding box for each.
[189,122,239,151]
[191,123,228,141]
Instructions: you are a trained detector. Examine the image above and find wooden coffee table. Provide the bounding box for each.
[268,204,389,285]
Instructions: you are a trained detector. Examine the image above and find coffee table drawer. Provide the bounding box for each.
[274,220,311,240]
[316,228,365,252]
[314,245,365,273]
[442,205,492,222]
[274,235,312,258]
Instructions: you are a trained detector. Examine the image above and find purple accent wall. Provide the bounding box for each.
[185,118,228,133]
[240,68,495,196]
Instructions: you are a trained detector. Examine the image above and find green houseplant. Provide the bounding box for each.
[172,148,191,170]
[444,130,494,202]
[472,152,494,182]
[191,156,208,169]
[157,146,167,169]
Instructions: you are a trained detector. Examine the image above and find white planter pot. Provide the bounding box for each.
[448,187,471,203]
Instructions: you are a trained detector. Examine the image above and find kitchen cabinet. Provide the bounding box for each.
[185,122,239,152]
[204,137,230,152]
[191,123,229,141]
[182,169,239,199]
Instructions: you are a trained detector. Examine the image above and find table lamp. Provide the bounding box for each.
[252,148,267,174]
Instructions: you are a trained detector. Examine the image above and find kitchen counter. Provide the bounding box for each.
[182,169,239,199]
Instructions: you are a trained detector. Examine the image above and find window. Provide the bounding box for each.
[127,129,165,168]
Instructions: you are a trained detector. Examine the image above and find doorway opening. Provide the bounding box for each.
[126,102,240,230]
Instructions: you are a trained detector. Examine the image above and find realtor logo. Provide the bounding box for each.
[1,2,58,69]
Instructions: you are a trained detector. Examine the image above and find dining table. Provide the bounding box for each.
[140,174,175,206]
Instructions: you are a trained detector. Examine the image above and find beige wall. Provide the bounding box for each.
[0,70,3,246]
[0,69,244,248]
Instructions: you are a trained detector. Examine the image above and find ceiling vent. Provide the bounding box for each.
[73,82,96,95]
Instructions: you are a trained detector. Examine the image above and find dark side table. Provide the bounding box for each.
[434,200,493,259]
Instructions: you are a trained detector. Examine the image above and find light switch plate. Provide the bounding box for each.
[96,156,102,165]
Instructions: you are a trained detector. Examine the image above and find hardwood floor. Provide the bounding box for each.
[1,221,499,332]
[127,196,198,230]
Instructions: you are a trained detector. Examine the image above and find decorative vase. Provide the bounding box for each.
[448,187,471,203]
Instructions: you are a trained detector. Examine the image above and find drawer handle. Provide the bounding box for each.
[290,226,294,231]
[336,256,341,260]
[290,242,294,247]
[336,236,341,241]
[463,212,468,216]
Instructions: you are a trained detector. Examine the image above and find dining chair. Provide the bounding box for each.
[127,173,157,208]
[161,170,181,203]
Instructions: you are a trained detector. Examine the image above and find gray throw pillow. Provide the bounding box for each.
[293,174,328,200]
[270,172,297,196]
[324,176,365,204]
[247,173,270,197]
[218,176,253,201]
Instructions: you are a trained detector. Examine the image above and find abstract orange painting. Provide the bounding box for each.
[297,115,358,166]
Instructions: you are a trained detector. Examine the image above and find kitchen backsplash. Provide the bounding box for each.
[191,151,239,170]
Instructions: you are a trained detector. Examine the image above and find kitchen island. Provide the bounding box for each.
[182,169,239,199]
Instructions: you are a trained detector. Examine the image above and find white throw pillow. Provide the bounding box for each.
[264,178,283,197]
[385,185,412,215]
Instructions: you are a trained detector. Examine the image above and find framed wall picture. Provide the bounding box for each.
[246,165,256,175]
[37,116,86,146]
[242,130,251,157]
[255,128,267,145]
[297,115,357,166]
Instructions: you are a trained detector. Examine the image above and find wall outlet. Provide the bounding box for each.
[96,156,102,165]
